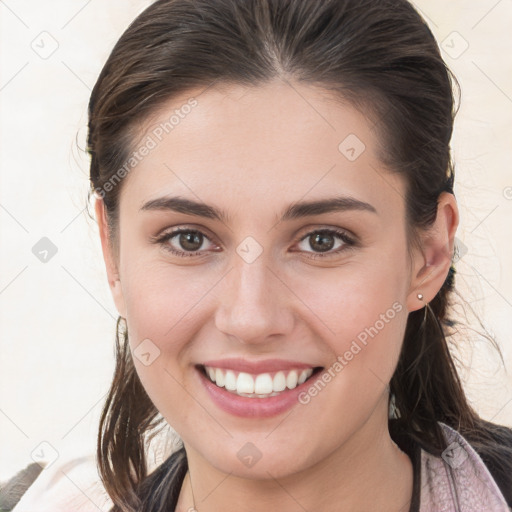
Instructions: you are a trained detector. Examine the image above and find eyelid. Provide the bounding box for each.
[150,224,219,244]
[294,224,357,241]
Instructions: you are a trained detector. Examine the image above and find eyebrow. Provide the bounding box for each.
[139,195,377,222]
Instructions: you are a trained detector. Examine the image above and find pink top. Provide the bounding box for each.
[10,423,510,511]
[418,422,510,511]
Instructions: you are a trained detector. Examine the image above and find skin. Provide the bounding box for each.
[95,79,459,512]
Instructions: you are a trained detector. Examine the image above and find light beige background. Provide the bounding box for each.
[1,0,511,480]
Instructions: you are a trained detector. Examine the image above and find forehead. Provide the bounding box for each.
[119,79,405,224]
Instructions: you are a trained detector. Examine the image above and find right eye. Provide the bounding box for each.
[152,228,220,257]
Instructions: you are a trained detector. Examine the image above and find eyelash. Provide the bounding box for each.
[151,227,357,259]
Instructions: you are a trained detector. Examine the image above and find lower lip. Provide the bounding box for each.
[196,366,322,418]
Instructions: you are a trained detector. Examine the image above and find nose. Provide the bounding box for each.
[214,256,295,345]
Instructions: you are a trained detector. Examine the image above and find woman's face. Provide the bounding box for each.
[97,80,446,479]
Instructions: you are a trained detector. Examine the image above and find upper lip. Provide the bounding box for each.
[199,358,321,374]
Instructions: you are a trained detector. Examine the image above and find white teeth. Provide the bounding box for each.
[273,371,287,392]
[286,370,298,389]
[204,366,316,397]
[225,370,237,391]
[254,374,273,394]
[215,368,225,387]
[237,372,254,394]
[298,369,310,385]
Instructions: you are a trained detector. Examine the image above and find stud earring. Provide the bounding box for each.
[416,292,428,326]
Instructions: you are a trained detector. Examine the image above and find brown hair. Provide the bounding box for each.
[87,0,512,510]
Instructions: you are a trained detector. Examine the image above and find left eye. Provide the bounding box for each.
[295,229,355,257]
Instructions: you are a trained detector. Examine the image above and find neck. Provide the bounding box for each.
[176,402,413,512]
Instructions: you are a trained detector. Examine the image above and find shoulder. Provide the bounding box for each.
[9,455,111,512]
[419,422,511,511]
[461,420,512,507]
[0,463,42,510]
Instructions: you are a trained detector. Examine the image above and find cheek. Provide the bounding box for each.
[286,265,409,442]
[293,259,406,333]
[122,257,218,344]
[120,261,219,414]
[288,258,409,380]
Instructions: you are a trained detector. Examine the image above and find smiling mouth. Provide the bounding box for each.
[198,365,324,398]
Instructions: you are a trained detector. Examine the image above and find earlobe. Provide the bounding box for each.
[94,197,127,318]
[406,192,459,312]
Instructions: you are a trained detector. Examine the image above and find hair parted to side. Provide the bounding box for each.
[87,1,512,510]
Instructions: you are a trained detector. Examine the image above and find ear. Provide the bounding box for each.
[406,192,459,312]
[94,196,127,318]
